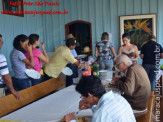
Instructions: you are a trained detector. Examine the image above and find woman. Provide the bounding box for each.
[95,32,116,70]
[118,33,139,60]
[10,34,34,91]
[25,34,49,85]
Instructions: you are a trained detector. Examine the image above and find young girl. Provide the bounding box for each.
[10,34,34,91]
[25,34,49,85]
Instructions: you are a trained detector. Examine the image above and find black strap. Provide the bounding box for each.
[0,84,6,88]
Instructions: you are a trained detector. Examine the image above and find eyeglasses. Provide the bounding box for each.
[115,62,122,69]
[80,95,87,99]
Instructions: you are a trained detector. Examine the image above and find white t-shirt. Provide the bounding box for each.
[0,54,9,84]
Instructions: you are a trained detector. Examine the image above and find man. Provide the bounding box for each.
[141,34,163,91]
[65,34,79,87]
[0,34,20,99]
[64,76,136,122]
[112,54,151,111]
[44,38,82,80]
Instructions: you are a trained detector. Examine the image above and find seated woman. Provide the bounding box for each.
[10,34,34,91]
[118,33,139,61]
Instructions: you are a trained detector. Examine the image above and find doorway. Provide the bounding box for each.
[65,20,92,55]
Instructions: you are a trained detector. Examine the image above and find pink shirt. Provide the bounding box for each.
[25,48,42,72]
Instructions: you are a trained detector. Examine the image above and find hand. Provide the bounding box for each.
[41,42,45,50]
[75,57,80,60]
[78,63,84,67]
[27,44,32,53]
[111,75,121,84]
[79,99,92,110]
[11,90,20,100]
[64,113,75,122]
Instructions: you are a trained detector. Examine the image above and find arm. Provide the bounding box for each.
[110,47,116,58]
[140,46,144,59]
[134,45,139,59]
[141,54,144,59]
[161,53,163,59]
[64,113,76,122]
[2,74,20,99]
[117,46,122,55]
[73,61,84,67]
[40,42,49,63]
[114,69,136,96]
[38,53,49,64]
[23,44,34,68]
[95,47,98,58]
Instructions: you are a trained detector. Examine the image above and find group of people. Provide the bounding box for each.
[63,32,163,122]
[0,34,49,99]
[95,32,163,92]
[0,33,87,99]
[95,32,139,71]
[0,31,163,122]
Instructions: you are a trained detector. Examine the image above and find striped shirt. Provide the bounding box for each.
[10,49,28,78]
[70,91,136,122]
[0,54,9,84]
[91,91,136,122]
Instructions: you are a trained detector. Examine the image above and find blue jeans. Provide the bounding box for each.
[31,78,40,86]
[142,64,158,91]
[98,59,113,71]
[13,78,31,91]
[66,63,78,87]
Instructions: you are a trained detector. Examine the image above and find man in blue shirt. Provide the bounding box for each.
[64,76,136,122]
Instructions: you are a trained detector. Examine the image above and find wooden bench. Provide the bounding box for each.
[0,75,64,117]
[136,91,155,122]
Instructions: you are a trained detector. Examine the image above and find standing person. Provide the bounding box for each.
[10,34,34,91]
[25,34,49,85]
[0,34,20,99]
[118,33,139,60]
[141,34,163,91]
[65,34,79,87]
[64,76,136,122]
[44,38,83,81]
[95,32,116,70]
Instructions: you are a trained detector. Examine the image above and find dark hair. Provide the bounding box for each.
[13,34,28,52]
[101,32,109,40]
[66,38,77,47]
[122,33,130,39]
[0,34,2,38]
[29,34,39,45]
[148,34,156,40]
[76,76,106,98]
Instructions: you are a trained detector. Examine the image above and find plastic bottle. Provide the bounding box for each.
[93,62,99,77]
[82,63,91,76]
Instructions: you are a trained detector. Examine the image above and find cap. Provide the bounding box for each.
[65,34,79,46]
[66,38,79,46]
